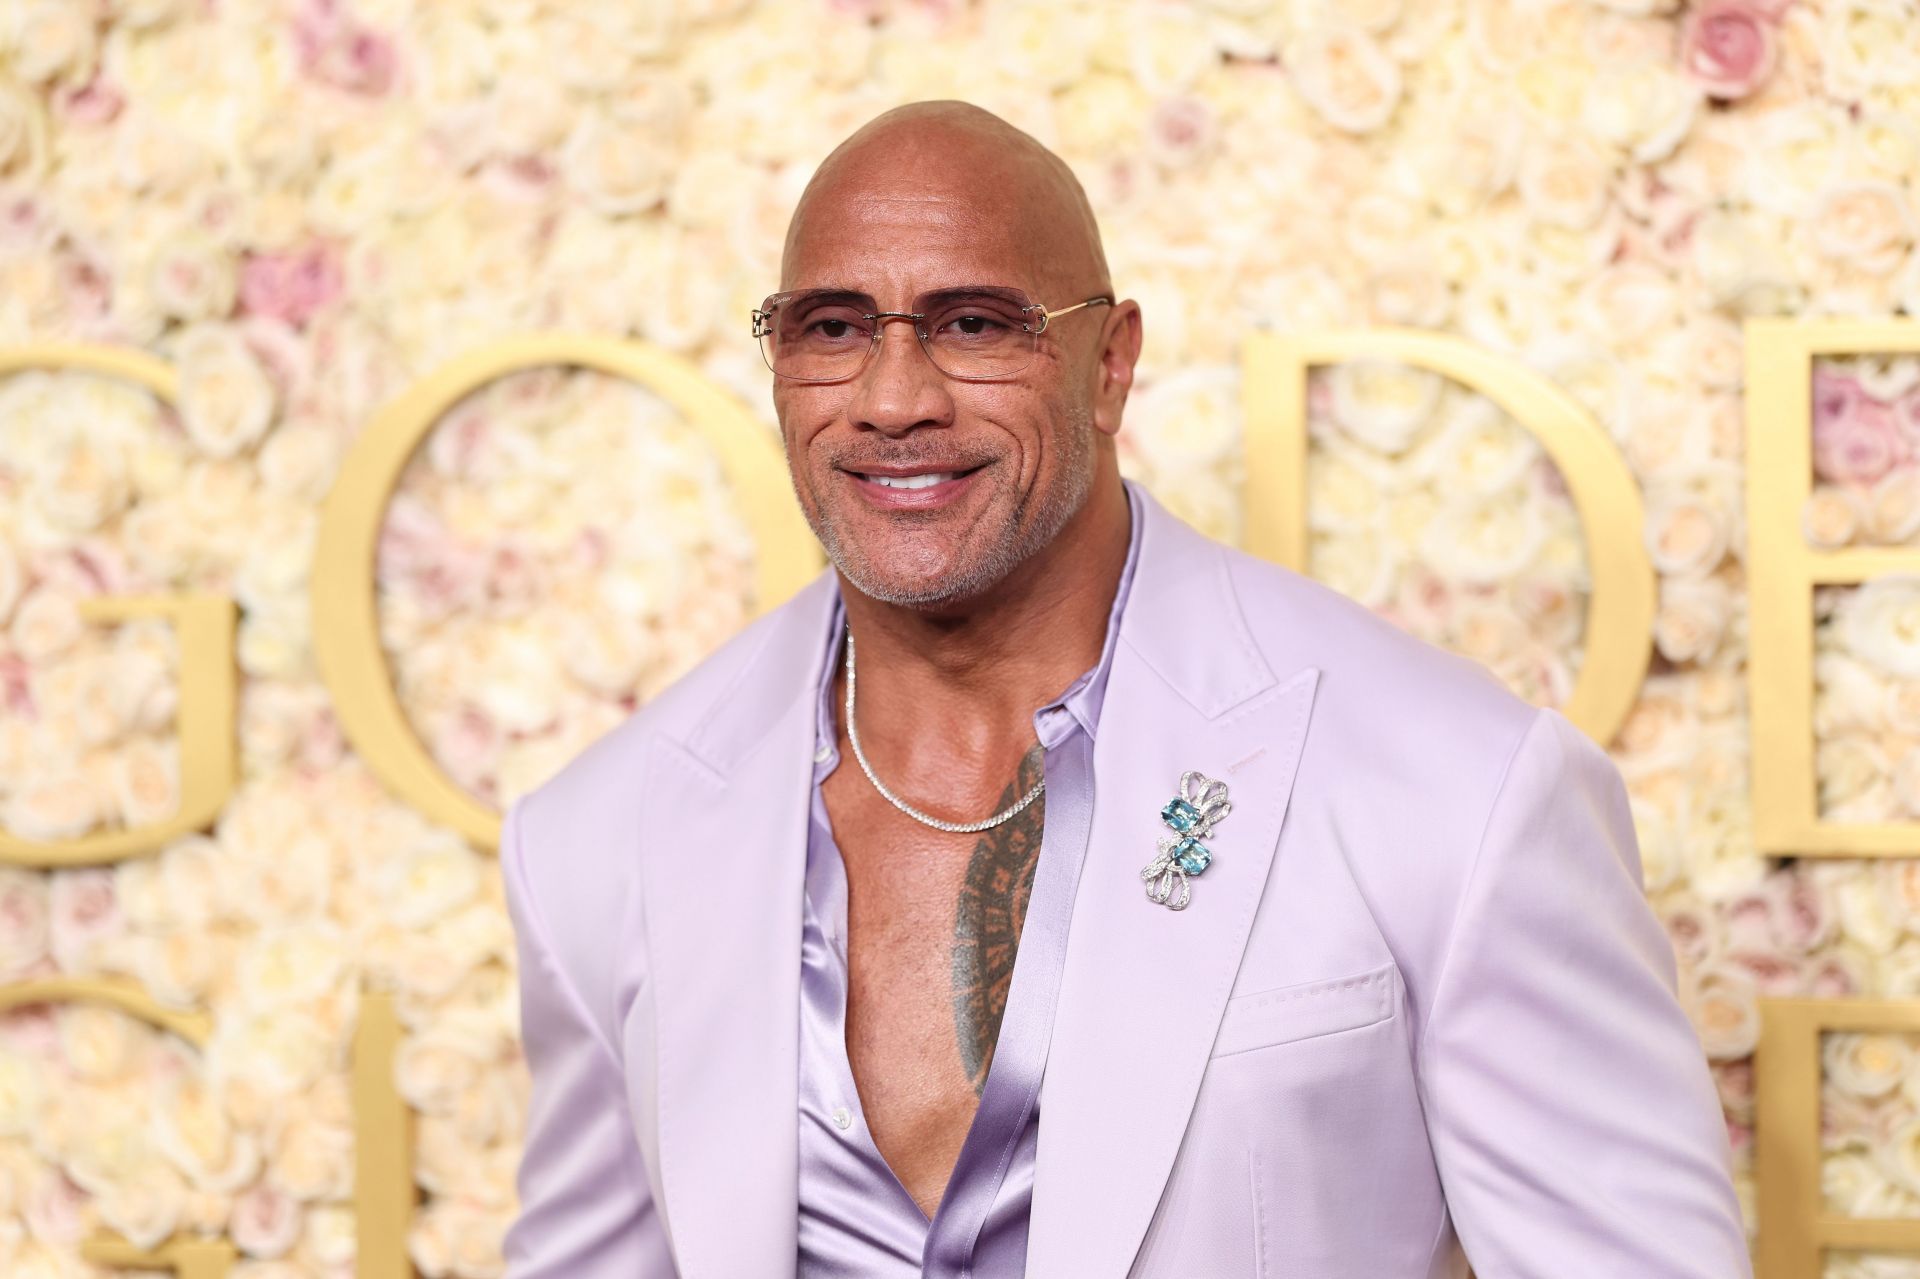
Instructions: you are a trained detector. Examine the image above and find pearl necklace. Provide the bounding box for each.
[842,628,1046,834]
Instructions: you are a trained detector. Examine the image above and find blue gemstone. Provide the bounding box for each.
[1174,838,1211,875]
[1161,797,1201,833]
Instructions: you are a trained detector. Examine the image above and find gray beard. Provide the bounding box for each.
[803,404,1096,609]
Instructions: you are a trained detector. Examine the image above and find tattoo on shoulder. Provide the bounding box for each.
[950,745,1047,1096]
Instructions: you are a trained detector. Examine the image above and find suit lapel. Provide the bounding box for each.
[1028,495,1322,1277]
[639,574,837,1279]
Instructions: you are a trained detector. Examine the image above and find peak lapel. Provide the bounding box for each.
[1028,494,1322,1277]
[638,574,837,1279]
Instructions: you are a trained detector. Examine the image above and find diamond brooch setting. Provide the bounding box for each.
[1141,771,1231,911]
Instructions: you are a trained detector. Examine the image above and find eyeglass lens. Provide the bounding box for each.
[759,288,1039,381]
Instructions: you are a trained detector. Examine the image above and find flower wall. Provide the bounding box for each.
[2,0,1919,1275]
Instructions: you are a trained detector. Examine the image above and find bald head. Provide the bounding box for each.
[781,101,1110,299]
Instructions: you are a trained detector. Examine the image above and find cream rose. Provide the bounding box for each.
[173,324,277,459]
[1838,577,1920,676]
[1828,1032,1913,1099]
[229,1181,302,1259]
[148,227,239,323]
[1686,963,1760,1059]
[1804,485,1866,548]
[1326,361,1442,454]
[8,1,98,88]
[1811,181,1916,275]
[1654,575,1732,665]
[1517,137,1614,230]
[1286,26,1402,134]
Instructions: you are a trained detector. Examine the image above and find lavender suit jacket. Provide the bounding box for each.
[499,487,1751,1278]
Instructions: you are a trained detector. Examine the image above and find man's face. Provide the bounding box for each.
[771,173,1111,609]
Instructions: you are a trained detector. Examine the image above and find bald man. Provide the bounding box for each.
[499,102,1750,1279]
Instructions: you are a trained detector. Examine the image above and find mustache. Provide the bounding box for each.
[824,447,1000,473]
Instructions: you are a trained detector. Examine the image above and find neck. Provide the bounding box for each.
[837,470,1133,740]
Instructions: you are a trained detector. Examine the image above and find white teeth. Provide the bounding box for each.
[868,472,957,490]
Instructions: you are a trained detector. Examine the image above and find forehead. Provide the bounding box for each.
[781,179,1057,299]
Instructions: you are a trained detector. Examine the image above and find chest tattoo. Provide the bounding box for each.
[949,745,1048,1095]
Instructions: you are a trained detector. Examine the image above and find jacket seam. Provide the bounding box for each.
[1412,704,1547,1067]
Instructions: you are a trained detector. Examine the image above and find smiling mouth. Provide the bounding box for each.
[846,464,986,490]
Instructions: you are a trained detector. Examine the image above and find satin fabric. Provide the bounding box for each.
[794,485,1141,1277]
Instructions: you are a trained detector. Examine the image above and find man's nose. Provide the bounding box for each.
[847,315,954,437]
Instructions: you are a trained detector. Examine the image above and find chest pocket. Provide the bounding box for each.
[1209,959,1398,1058]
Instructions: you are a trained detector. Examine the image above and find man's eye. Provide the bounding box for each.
[939,313,1010,338]
[801,316,868,341]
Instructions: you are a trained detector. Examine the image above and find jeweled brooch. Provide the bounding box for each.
[1141,771,1231,911]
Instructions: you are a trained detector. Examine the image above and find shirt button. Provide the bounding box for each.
[813,743,833,764]
[831,1106,852,1131]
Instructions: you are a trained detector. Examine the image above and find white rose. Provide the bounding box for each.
[1877,1116,1920,1200]
[1741,104,1846,217]
[563,105,674,217]
[95,1161,186,1252]
[235,922,350,1014]
[153,1074,258,1192]
[1127,366,1242,467]
[1307,434,1396,534]
[1691,207,1802,314]
[1867,469,1920,545]
[8,1,97,88]
[1804,485,1866,549]
[58,1002,139,1082]
[1838,577,1920,676]
[394,1020,498,1116]
[1326,361,1442,454]
[110,736,181,830]
[1310,529,1398,609]
[1409,400,1536,497]
[229,1181,302,1259]
[1839,872,1906,952]
[1286,26,1402,134]
[1686,962,1759,1059]
[1576,263,1681,349]
[1643,489,1731,578]
[1827,1032,1913,1099]
[0,1048,43,1137]
[1366,258,1452,326]
[147,227,238,323]
[1811,181,1916,274]
[376,832,482,930]
[1654,575,1732,665]
[1516,136,1614,230]
[267,1116,351,1201]
[10,586,82,664]
[1419,494,1547,583]
[1581,60,1698,163]
[3,770,103,842]
[173,325,277,459]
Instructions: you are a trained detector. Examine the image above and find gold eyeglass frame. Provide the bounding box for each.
[751,286,1114,383]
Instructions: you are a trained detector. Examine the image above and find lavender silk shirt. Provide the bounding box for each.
[795,483,1145,1277]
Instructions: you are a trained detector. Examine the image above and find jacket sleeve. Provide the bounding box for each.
[501,796,677,1278]
[1415,706,1751,1278]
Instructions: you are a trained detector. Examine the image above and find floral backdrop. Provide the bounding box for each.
[2,0,1920,1274]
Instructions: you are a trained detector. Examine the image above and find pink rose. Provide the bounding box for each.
[48,867,121,971]
[55,75,124,126]
[1680,0,1780,101]
[1814,378,1906,484]
[239,242,343,328]
[293,0,398,97]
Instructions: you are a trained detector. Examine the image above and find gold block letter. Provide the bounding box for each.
[1745,319,1920,856]
[1242,327,1656,746]
[311,335,820,851]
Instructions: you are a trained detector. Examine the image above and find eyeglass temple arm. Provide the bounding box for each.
[1033,295,1115,333]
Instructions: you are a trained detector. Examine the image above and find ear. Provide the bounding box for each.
[1090,300,1142,438]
